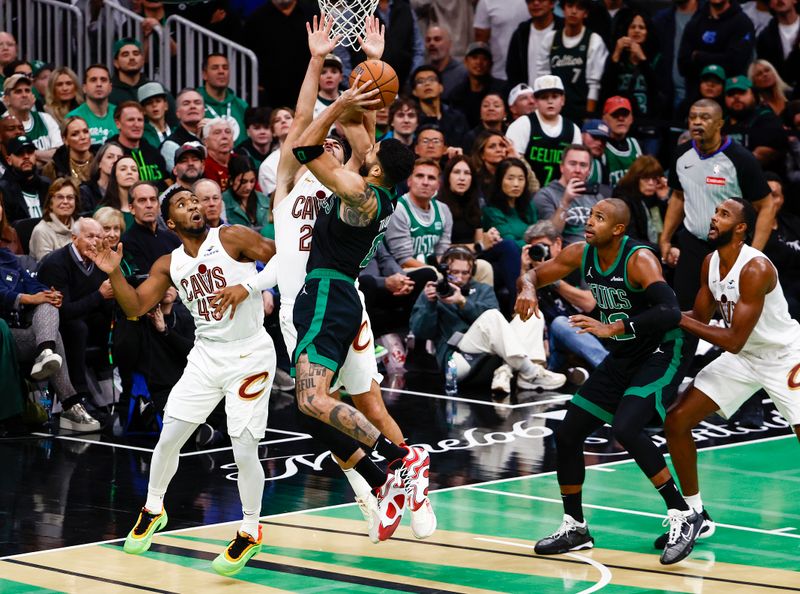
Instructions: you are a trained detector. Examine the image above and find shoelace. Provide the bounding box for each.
[663,511,690,545]
[227,532,256,558]
[550,518,578,540]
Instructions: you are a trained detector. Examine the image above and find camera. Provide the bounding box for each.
[528,243,550,262]
[579,182,600,195]
[435,262,455,298]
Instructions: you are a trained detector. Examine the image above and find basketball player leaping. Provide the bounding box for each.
[655,198,800,550]
[514,198,703,565]
[89,186,277,577]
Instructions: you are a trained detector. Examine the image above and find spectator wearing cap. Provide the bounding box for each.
[2,59,35,100]
[120,181,181,274]
[506,74,581,188]
[202,117,235,191]
[473,0,532,82]
[236,106,274,171]
[423,24,469,103]
[313,54,343,135]
[198,53,248,145]
[139,82,172,148]
[411,65,468,149]
[449,42,507,129]
[677,0,755,99]
[172,142,205,190]
[0,115,24,176]
[536,0,609,122]
[601,96,642,187]
[697,64,726,106]
[2,74,62,163]
[505,0,562,87]
[109,38,177,124]
[107,101,170,189]
[0,135,51,223]
[193,178,226,228]
[756,0,800,91]
[30,60,52,109]
[507,83,535,121]
[581,119,610,185]
[722,75,788,173]
[161,89,205,172]
[67,64,118,146]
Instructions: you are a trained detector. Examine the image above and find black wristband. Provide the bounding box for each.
[292,144,325,164]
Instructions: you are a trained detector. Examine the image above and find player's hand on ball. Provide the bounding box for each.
[569,314,618,338]
[339,73,381,113]
[211,284,249,320]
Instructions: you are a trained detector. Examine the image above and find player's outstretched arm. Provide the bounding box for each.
[515,242,583,320]
[88,242,173,317]
[680,257,774,353]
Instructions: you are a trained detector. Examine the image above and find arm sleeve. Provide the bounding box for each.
[533,187,559,220]
[384,205,415,264]
[243,256,278,294]
[435,203,453,259]
[570,123,582,145]
[505,116,531,156]
[728,146,771,203]
[409,290,439,340]
[42,113,63,148]
[161,141,177,172]
[473,0,489,29]
[586,33,609,102]
[459,284,501,324]
[621,280,680,336]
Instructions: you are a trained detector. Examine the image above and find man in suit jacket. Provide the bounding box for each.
[37,217,115,397]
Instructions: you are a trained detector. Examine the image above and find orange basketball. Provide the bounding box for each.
[348,59,399,110]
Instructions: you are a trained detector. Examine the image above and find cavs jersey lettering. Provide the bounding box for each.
[170,226,264,342]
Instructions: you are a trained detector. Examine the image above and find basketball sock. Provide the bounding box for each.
[518,359,539,379]
[656,478,690,512]
[342,467,372,500]
[561,492,584,523]
[371,434,408,468]
[231,430,265,539]
[685,492,703,513]
[355,455,387,490]
[146,417,199,513]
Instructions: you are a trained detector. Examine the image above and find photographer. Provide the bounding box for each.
[534,144,609,246]
[409,247,565,394]
[523,221,608,379]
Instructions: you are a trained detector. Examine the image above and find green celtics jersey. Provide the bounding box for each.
[25,111,52,150]
[605,137,642,187]
[67,103,118,145]
[582,236,662,356]
[398,194,445,262]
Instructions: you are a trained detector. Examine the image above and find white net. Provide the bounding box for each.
[317,0,379,50]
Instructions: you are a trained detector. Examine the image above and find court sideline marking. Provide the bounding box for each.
[1,433,793,562]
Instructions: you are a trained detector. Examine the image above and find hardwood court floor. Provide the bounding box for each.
[2,433,798,593]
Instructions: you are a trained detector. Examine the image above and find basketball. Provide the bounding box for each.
[348,59,399,110]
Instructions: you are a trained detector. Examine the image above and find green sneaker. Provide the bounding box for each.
[123,508,168,554]
[212,526,263,577]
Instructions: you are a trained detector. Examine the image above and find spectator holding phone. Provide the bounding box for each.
[534,144,609,245]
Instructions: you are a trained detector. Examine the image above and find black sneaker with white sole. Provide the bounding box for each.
[659,509,705,565]
[653,508,714,549]
[534,514,594,555]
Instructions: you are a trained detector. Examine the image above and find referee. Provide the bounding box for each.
[659,99,774,309]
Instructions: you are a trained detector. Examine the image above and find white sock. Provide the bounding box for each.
[685,493,703,513]
[232,430,265,539]
[240,511,260,539]
[145,493,164,514]
[145,416,199,514]
[342,467,372,500]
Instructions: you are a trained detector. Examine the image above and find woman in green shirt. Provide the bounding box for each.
[482,157,538,248]
[222,155,274,238]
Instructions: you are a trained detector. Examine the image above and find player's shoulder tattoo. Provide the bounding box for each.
[340,185,378,228]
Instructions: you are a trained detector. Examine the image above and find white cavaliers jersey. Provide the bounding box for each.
[169,226,264,342]
[273,170,330,304]
[708,244,800,356]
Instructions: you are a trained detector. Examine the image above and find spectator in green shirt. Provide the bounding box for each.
[222,155,273,237]
[67,64,118,146]
[481,157,538,247]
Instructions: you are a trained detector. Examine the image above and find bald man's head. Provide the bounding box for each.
[600,198,631,228]
[692,98,723,121]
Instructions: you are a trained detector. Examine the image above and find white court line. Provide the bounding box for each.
[179,435,310,457]
[383,386,571,409]
[31,433,155,453]
[587,467,615,472]
[770,527,797,533]
[3,433,794,561]
[468,487,800,540]
[474,537,612,594]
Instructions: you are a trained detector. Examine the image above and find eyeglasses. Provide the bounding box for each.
[53,193,76,201]
[414,76,438,86]
[419,137,443,145]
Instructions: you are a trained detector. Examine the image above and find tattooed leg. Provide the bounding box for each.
[295,354,381,446]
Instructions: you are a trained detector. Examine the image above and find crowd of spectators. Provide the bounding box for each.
[1,0,800,436]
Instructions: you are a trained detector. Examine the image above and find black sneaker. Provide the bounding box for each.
[659,509,704,565]
[653,508,714,549]
[534,514,594,555]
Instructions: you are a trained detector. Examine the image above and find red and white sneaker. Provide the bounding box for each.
[410,498,437,539]
[375,472,406,541]
[355,493,380,544]
[397,446,436,538]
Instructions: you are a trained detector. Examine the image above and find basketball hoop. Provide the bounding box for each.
[317,0,379,50]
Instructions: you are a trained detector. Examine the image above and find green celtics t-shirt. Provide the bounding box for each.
[67,103,118,146]
[605,137,642,188]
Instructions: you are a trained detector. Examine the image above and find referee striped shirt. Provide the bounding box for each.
[668,137,770,240]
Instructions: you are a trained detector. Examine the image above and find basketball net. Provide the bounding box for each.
[317,0,380,50]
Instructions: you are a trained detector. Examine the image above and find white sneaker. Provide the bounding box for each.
[355,493,380,544]
[517,364,567,391]
[30,348,62,381]
[59,403,101,432]
[410,498,437,539]
[491,364,513,394]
